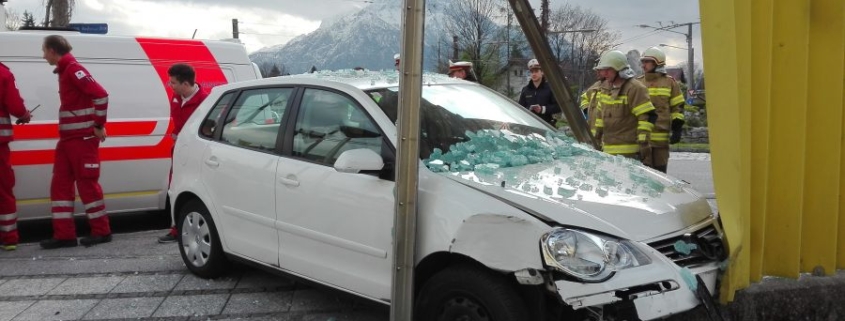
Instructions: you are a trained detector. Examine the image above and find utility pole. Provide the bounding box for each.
[452,35,458,60]
[540,0,549,35]
[232,19,239,39]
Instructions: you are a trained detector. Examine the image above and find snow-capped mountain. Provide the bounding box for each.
[250,0,453,74]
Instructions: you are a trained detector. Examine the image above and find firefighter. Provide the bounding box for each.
[518,59,561,126]
[637,47,686,172]
[158,63,209,244]
[448,60,478,82]
[39,35,112,249]
[580,75,603,135]
[394,53,400,71]
[593,50,657,159]
[0,62,32,251]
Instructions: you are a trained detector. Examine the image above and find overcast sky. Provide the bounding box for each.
[3,0,703,68]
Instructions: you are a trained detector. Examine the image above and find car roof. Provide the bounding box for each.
[214,69,471,93]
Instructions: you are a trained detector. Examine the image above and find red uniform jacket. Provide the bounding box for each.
[0,63,29,143]
[170,85,209,138]
[55,54,109,140]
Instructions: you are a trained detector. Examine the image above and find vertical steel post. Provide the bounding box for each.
[391,0,426,319]
[232,19,239,39]
[507,0,598,148]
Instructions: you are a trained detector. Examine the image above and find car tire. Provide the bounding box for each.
[177,199,227,278]
[414,265,528,321]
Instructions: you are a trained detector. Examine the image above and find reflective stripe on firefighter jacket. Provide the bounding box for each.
[54,54,109,140]
[594,78,655,155]
[0,63,29,143]
[581,81,602,136]
[637,72,684,147]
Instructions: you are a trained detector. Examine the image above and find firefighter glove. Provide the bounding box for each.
[670,129,682,144]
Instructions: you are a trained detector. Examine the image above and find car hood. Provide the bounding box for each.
[435,151,712,242]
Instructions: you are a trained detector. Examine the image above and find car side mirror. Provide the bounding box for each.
[334,148,384,173]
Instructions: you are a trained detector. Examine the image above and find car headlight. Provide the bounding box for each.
[541,228,651,282]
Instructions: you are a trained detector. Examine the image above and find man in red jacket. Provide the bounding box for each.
[39,35,112,249]
[158,63,209,243]
[0,62,32,251]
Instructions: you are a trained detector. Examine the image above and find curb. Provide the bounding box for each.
[667,271,845,321]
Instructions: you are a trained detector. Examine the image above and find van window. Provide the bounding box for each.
[292,89,382,165]
[199,92,236,139]
[219,88,293,153]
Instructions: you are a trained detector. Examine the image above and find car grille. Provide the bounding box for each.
[648,224,726,267]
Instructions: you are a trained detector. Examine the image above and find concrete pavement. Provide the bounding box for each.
[0,230,388,321]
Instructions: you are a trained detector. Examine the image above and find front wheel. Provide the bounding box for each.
[415,265,528,321]
[177,199,227,278]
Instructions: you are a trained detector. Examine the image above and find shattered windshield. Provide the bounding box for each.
[367,83,553,159]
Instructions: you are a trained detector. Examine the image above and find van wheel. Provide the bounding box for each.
[177,199,227,278]
[415,265,527,321]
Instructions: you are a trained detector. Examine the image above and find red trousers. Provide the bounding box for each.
[0,143,18,245]
[51,138,110,240]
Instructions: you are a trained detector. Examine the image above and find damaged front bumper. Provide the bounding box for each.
[550,242,722,321]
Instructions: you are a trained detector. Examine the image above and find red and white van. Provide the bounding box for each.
[0,30,261,221]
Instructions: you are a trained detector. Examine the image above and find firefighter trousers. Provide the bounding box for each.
[50,138,110,240]
[0,143,18,245]
[641,145,670,173]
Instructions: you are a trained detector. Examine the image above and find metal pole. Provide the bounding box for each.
[232,19,239,39]
[687,23,695,91]
[507,0,599,149]
[391,0,425,319]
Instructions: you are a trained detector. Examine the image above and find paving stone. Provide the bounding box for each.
[152,294,228,317]
[173,273,239,291]
[235,270,295,290]
[300,310,389,321]
[13,299,98,321]
[0,278,65,297]
[48,276,124,295]
[82,297,164,320]
[111,274,184,294]
[222,291,293,315]
[290,289,354,312]
[0,301,35,321]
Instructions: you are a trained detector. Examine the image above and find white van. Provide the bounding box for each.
[0,30,261,221]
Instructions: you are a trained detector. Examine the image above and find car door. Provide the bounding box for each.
[275,88,395,299]
[200,87,295,266]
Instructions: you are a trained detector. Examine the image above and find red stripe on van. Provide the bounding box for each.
[135,37,230,99]
[10,121,173,166]
[15,121,158,140]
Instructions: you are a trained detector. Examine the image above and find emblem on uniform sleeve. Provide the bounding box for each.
[75,70,87,79]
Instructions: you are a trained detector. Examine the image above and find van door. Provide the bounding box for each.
[199,87,294,265]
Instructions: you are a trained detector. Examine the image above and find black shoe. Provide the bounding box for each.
[40,238,79,250]
[157,233,177,244]
[80,234,112,247]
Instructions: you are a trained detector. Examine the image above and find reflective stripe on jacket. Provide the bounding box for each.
[55,54,109,140]
[594,78,655,155]
[0,63,28,143]
[637,73,684,147]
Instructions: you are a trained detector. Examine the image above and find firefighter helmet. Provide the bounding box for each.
[641,47,666,66]
[593,50,629,71]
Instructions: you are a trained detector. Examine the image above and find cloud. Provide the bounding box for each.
[4,0,703,66]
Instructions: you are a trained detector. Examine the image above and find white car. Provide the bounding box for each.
[169,70,726,321]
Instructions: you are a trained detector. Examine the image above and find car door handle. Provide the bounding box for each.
[204,157,220,168]
[278,176,300,187]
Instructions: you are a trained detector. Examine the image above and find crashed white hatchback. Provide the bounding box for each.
[170,71,726,321]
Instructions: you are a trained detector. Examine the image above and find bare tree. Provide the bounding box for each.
[441,0,505,86]
[547,4,619,92]
[5,9,22,30]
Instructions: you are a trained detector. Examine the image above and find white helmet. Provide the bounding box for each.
[527,58,540,70]
[394,53,400,60]
[641,47,666,66]
[593,50,629,71]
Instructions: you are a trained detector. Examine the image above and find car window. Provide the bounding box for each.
[292,89,382,165]
[199,92,236,139]
[219,87,293,152]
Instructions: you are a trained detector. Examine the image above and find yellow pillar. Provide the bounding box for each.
[700,0,845,299]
